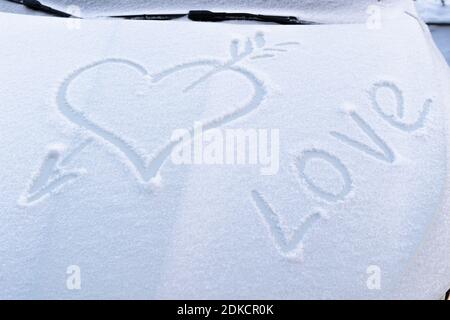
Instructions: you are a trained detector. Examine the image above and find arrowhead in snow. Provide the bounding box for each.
[19,139,92,206]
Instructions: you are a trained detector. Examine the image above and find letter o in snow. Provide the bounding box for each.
[296,149,352,202]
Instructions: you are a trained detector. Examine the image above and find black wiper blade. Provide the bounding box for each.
[6,0,75,17]
[5,1,317,25]
[114,10,317,25]
[112,13,186,21]
[187,10,316,25]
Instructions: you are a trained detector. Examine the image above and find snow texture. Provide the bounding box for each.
[0,1,449,299]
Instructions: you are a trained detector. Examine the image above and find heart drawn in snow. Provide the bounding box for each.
[56,33,297,183]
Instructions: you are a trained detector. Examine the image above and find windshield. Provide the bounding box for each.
[1,0,407,23]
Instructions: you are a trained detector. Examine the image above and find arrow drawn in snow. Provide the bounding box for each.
[19,139,93,206]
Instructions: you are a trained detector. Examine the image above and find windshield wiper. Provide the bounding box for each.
[112,13,186,21]
[5,0,318,25]
[6,0,74,17]
[187,10,315,25]
[116,10,317,25]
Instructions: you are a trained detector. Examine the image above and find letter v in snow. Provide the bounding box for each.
[19,139,92,206]
[251,190,322,260]
[330,111,395,163]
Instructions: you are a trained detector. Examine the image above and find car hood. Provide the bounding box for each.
[0,1,449,299]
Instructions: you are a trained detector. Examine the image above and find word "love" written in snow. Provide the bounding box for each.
[252,80,432,260]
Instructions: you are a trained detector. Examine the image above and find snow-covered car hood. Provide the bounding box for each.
[0,0,449,299]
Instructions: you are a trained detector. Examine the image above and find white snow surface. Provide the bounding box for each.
[0,3,450,299]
